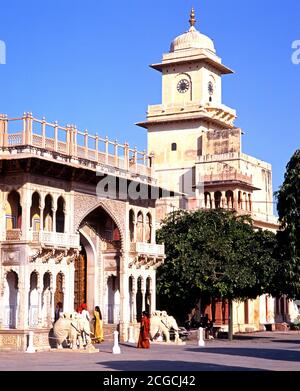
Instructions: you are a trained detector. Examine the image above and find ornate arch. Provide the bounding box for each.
[74,195,126,249]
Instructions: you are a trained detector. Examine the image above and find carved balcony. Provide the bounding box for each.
[30,231,80,248]
[130,242,165,258]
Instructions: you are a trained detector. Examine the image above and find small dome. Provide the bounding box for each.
[170,8,215,53]
[170,26,215,53]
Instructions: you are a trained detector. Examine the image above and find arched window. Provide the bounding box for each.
[30,192,40,231]
[56,196,65,233]
[6,191,22,230]
[243,192,248,211]
[43,195,53,231]
[29,272,39,327]
[137,212,144,242]
[54,273,64,315]
[171,143,177,151]
[225,190,234,209]
[145,213,152,243]
[204,192,211,209]
[214,191,222,209]
[129,210,135,242]
[248,194,252,212]
[238,191,243,210]
[3,271,19,328]
[42,272,51,326]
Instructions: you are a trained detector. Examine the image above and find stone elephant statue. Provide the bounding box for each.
[150,310,182,343]
[150,314,170,342]
[53,312,92,349]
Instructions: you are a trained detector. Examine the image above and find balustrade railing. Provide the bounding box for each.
[203,172,253,185]
[0,113,154,179]
[31,230,80,247]
[130,242,165,256]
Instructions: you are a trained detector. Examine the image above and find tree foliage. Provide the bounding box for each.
[156,209,276,321]
[273,150,300,298]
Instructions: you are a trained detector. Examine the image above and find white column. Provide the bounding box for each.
[119,253,130,341]
[142,291,146,312]
[21,189,31,241]
[151,274,156,312]
[133,220,137,243]
[52,207,56,232]
[18,267,30,329]
[104,276,109,323]
[50,285,55,326]
[37,287,42,327]
[39,205,44,232]
[0,284,4,329]
[132,277,137,323]
[210,192,215,209]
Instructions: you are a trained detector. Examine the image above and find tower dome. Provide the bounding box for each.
[170,8,216,53]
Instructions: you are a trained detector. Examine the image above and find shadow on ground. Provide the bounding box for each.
[97,360,263,371]
[186,347,300,362]
[272,339,300,345]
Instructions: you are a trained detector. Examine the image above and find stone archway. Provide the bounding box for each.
[75,204,122,317]
[3,271,19,329]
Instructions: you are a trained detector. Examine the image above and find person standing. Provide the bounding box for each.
[81,303,90,321]
[137,311,150,349]
[93,306,104,343]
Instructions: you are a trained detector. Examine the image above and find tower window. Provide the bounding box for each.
[171,143,177,151]
[209,97,212,102]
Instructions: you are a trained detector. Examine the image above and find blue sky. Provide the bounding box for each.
[0,0,299,195]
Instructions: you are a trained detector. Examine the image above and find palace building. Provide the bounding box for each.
[137,8,297,332]
[0,8,297,351]
[0,114,166,350]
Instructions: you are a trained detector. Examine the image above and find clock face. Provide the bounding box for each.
[177,79,190,94]
[208,81,214,95]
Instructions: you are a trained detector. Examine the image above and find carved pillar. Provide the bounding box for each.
[148,288,153,315]
[119,253,130,341]
[18,271,30,330]
[39,203,44,232]
[103,275,109,323]
[141,277,146,313]
[142,214,145,243]
[233,190,239,210]
[132,277,137,323]
[50,287,55,326]
[210,192,215,209]
[37,287,42,327]
[0,280,4,329]
[52,207,57,232]
[63,206,67,233]
[150,222,154,244]
[151,275,156,312]
[21,189,31,241]
[133,220,137,243]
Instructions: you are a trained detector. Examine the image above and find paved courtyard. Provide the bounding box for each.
[0,331,300,371]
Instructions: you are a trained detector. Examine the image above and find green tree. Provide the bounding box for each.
[156,209,276,340]
[274,150,300,298]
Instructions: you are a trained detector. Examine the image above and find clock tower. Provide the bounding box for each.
[137,8,276,231]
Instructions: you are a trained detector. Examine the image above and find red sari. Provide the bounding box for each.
[137,315,150,349]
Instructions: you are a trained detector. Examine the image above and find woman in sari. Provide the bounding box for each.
[93,306,104,343]
[137,311,150,349]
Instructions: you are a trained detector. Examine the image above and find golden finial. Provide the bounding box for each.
[189,7,196,27]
